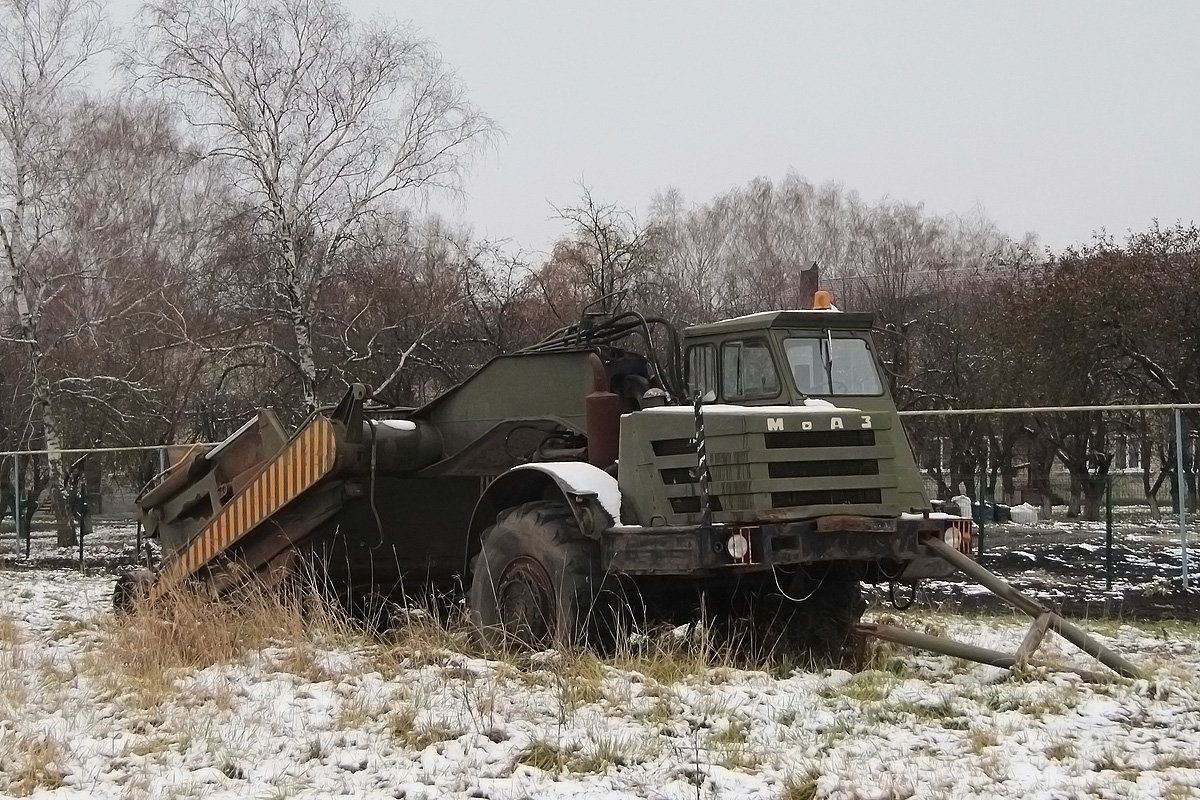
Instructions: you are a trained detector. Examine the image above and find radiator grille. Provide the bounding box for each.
[771,488,882,508]
[768,460,879,479]
[764,430,875,449]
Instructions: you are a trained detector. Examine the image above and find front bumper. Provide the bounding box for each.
[600,514,968,579]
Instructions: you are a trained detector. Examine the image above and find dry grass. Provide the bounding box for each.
[385,685,467,752]
[513,738,568,772]
[373,602,481,677]
[0,613,31,727]
[0,613,21,647]
[87,578,357,703]
[606,625,745,686]
[0,732,68,796]
[1045,740,1077,761]
[967,727,999,752]
[780,769,821,800]
[570,729,661,773]
[824,670,896,703]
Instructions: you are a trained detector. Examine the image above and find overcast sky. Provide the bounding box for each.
[348,3,1197,256]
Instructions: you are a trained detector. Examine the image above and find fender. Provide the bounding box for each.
[466,462,622,560]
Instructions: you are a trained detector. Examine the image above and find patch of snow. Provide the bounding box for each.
[512,462,623,525]
[643,403,862,415]
[375,419,416,431]
[1,570,1198,799]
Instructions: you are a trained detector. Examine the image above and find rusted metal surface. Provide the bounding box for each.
[585,353,620,470]
[815,515,896,534]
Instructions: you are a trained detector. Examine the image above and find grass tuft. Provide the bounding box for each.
[569,731,661,773]
[1045,740,1076,761]
[0,732,68,796]
[0,614,28,718]
[780,767,821,800]
[514,738,568,772]
[828,670,896,703]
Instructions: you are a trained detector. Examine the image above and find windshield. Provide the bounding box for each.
[784,335,884,396]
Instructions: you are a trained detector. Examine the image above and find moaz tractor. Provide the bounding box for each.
[121,288,1141,677]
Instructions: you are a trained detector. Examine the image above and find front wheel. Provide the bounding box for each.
[752,562,866,666]
[467,501,601,649]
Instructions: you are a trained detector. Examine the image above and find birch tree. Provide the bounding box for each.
[126,0,496,411]
[0,0,110,546]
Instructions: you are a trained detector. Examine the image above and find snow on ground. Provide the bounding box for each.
[2,570,1199,799]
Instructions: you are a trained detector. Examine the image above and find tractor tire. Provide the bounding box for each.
[112,568,156,614]
[756,563,866,666]
[468,501,601,649]
[794,564,867,665]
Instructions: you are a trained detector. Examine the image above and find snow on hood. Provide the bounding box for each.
[640,401,861,415]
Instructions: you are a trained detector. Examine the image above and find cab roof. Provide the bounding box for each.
[683,309,877,337]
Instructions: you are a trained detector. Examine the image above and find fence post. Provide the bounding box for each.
[77,480,85,571]
[1105,471,1113,592]
[976,438,986,558]
[1175,407,1190,591]
[15,453,28,558]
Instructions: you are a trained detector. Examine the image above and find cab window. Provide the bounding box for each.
[686,343,719,402]
[721,339,780,400]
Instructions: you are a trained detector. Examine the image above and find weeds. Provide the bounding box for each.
[716,739,763,771]
[1045,740,1076,761]
[0,614,27,717]
[514,738,567,772]
[831,670,896,703]
[780,767,822,800]
[967,728,999,752]
[0,732,68,796]
[570,730,661,773]
[88,577,356,703]
[608,625,737,685]
[1154,752,1200,770]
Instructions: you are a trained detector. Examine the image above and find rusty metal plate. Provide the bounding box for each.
[814,515,896,534]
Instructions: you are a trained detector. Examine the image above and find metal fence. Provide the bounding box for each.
[0,444,184,568]
[901,404,1198,600]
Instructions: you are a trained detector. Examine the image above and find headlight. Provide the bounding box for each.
[726,532,750,560]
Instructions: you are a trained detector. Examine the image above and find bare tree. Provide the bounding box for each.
[0,0,110,545]
[126,0,497,411]
[52,99,224,448]
[544,186,660,320]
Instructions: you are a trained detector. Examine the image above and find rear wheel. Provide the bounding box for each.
[112,568,156,614]
[468,501,601,649]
